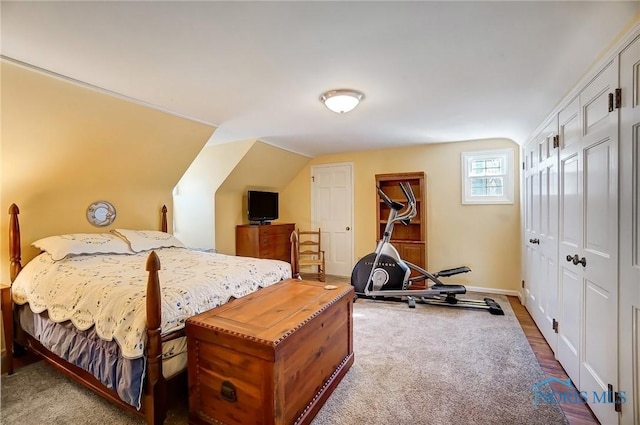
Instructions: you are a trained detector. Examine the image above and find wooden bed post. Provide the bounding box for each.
[144,251,167,425]
[290,230,301,279]
[161,205,167,233]
[7,204,23,370]
[9,204,23,282]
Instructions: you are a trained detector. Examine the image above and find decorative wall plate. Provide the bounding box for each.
[87,201,116,227]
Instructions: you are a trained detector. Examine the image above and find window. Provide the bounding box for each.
[461,149,514,204]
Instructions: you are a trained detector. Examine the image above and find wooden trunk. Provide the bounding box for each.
[186,279,354,425]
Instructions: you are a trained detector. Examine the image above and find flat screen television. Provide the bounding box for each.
[248,190,279,224]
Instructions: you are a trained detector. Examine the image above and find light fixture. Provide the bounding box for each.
[320,89,365,113]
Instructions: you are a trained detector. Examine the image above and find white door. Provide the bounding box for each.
[523,118,560,354]
[618,35,640,425]
[523,139,539,311]
[558,62,620,425]
[535,120,560,353]
[311,163,354,277]
[557,96,583,385]
[577,60,619,425]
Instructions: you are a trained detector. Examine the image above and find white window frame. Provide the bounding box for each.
[461,148,514,205]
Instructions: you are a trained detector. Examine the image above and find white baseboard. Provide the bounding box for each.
[465,285,521,298]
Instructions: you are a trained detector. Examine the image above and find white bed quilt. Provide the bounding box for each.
[12,247,291,359]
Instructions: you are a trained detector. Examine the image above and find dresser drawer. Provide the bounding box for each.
[259,224,294,237]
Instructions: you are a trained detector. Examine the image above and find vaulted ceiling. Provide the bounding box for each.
[2,1,638,156]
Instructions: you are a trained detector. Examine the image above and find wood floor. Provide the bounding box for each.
[508,296,600,425]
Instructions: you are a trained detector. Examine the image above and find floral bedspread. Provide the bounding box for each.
[12,247,291,359]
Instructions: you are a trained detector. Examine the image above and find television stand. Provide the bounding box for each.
[236,223,295,263]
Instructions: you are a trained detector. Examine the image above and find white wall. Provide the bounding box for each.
[173,140,254,249]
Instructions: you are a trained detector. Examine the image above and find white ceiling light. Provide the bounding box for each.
[320,89,365,113]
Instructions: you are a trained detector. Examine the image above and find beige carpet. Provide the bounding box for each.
[1,294,567,425]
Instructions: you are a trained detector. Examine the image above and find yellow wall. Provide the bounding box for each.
[0,61,216,283]
[215,141,310,255]
[281,138,521,292]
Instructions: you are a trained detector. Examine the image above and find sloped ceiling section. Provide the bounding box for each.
[219,141,311,192]
[0,61,216,279]
[215,141,311,254]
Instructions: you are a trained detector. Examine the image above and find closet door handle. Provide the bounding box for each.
[566,255,575,263]
[529,238,540,244]
[573,256,586,267]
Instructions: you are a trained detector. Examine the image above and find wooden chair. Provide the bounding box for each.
[290,228,326,282]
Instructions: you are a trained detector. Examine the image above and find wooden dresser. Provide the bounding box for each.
[235,223,295,263]
[186,279,354,425]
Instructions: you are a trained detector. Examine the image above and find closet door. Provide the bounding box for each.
[523,140,539,311]
[524,120,559,353]
[619,35,640,425]
[536,121,559,353]
[558,96,583,385]
[579,60,620,425]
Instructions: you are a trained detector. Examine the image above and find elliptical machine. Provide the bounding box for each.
[351,182,504,315]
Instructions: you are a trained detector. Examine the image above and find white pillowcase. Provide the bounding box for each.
[32,233,135,261]
[111,229,185,253]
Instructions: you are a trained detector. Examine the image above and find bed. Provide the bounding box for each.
[4,203,292,424]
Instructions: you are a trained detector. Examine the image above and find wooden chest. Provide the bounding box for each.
[186,279,354,425]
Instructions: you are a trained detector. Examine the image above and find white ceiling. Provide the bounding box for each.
[2,1,639,157]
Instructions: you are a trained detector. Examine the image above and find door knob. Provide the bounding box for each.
[346,227,350,231]
[529,238,540,244]
[572,256,586,267]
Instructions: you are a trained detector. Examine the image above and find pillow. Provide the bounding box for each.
[111,229,185,253]
[32,233,135,261]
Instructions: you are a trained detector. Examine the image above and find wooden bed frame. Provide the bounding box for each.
[6,203,178,425]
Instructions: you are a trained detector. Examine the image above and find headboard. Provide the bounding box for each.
[8,203,169,283]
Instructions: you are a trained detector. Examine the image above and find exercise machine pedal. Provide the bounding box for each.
[431,284,466,294]
[418,295,504,315]
[484,298,505,315]
[435,266,471,277]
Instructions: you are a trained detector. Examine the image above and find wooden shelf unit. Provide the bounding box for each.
[375,172,427,279]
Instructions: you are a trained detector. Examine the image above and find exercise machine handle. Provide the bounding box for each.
[377,186,405,211]
[399,182,415,204]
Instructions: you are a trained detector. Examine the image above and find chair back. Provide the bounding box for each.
[290,228,325,281]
